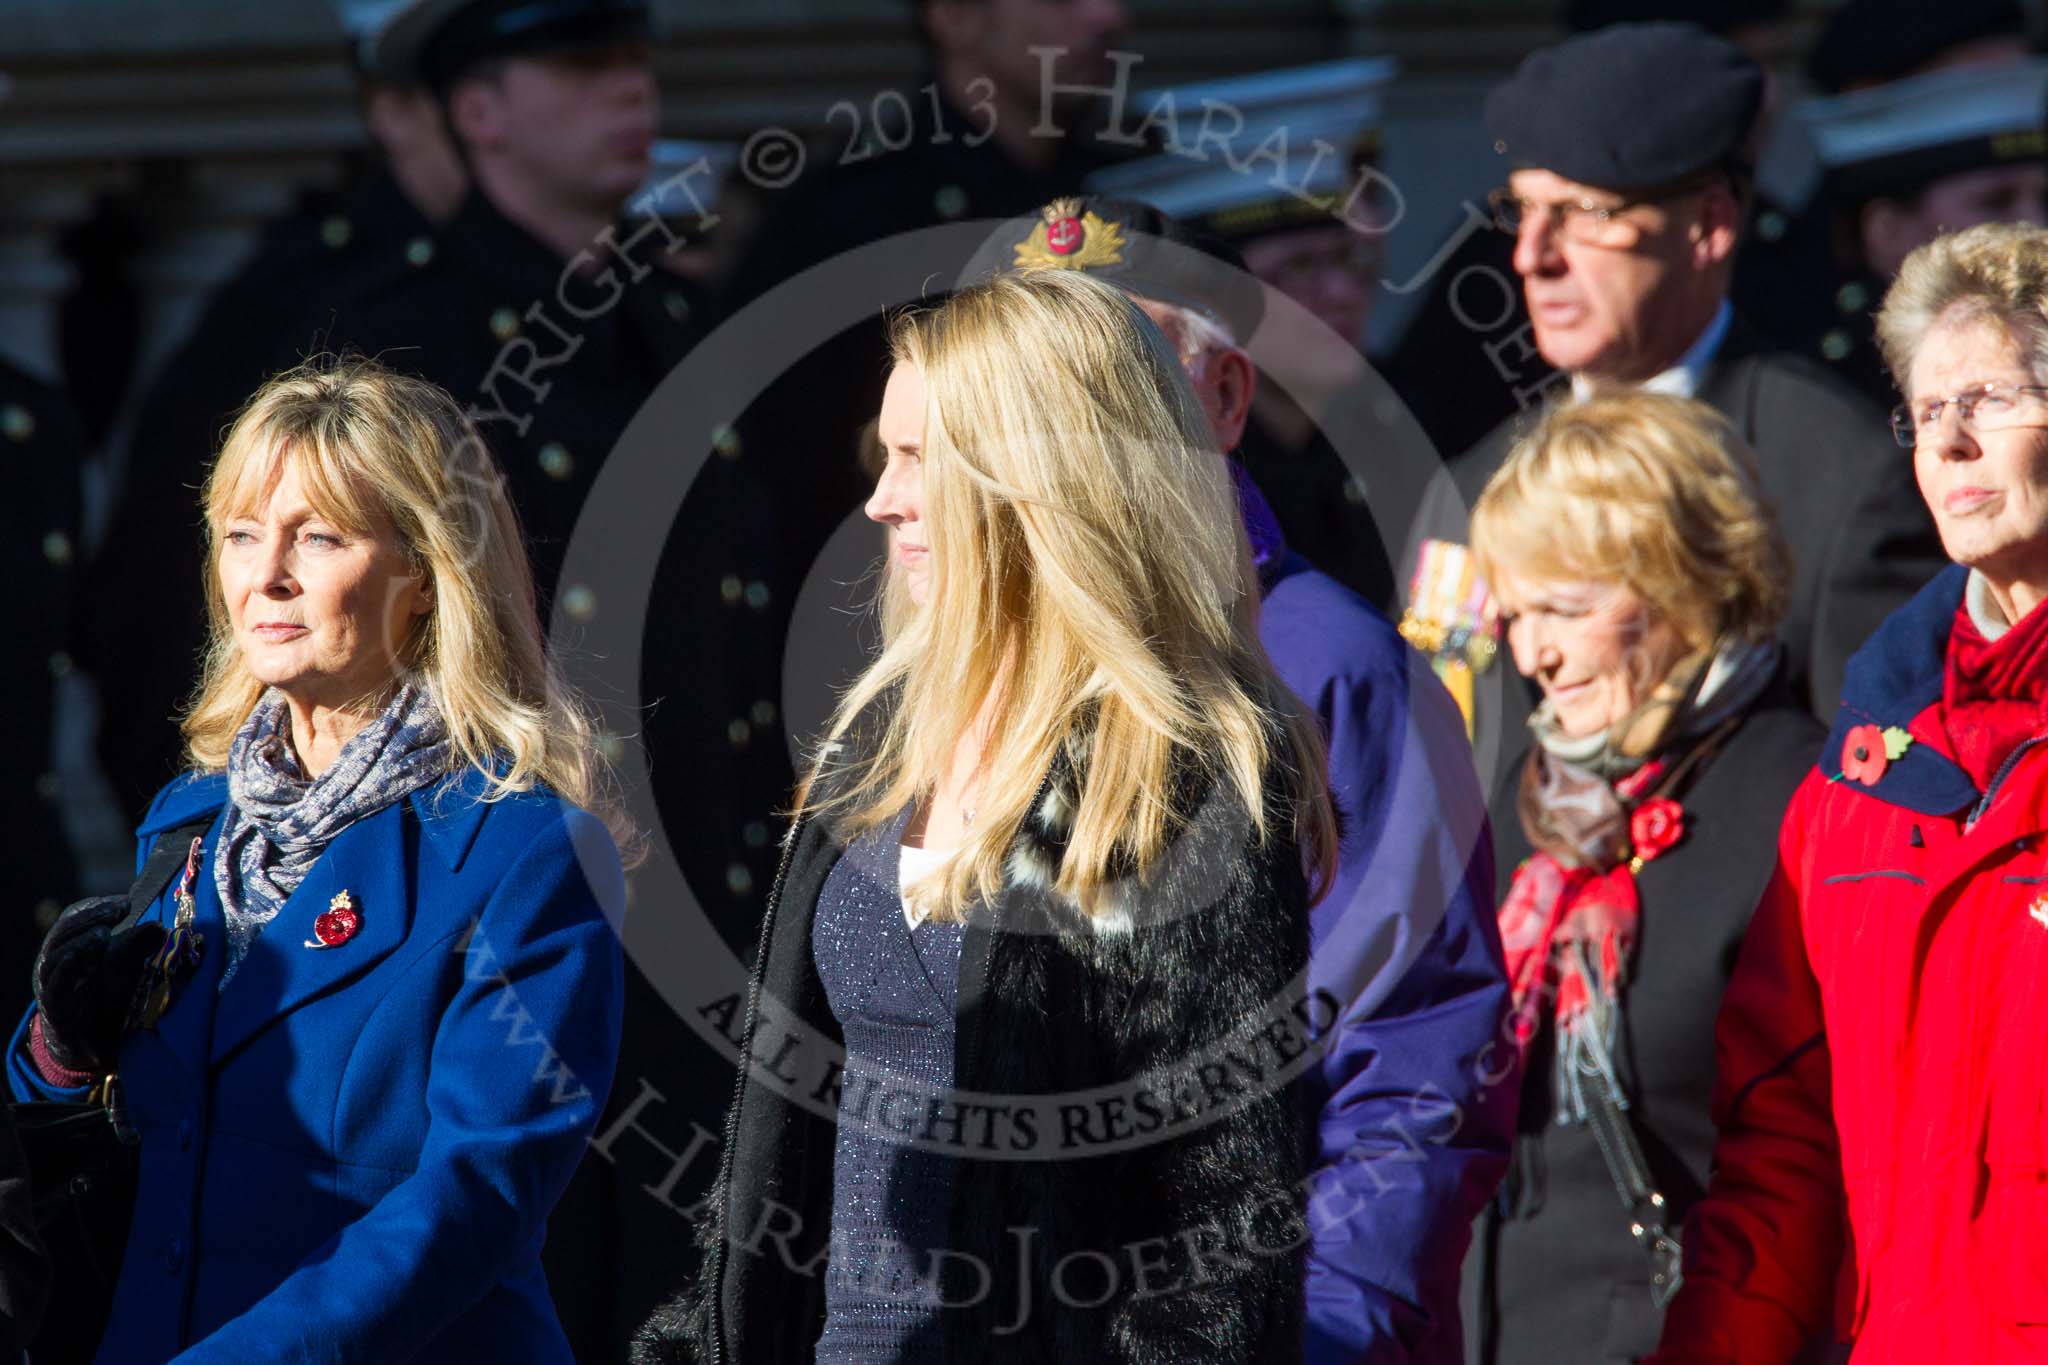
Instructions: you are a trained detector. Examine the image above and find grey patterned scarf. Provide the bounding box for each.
[215,682,452,985]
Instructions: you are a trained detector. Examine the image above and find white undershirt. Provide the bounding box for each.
[897,841,954,929]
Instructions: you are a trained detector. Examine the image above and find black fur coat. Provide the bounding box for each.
[632,732,1315,1363]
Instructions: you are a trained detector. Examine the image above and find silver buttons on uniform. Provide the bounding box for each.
[2,404,33,441]
[405,236,435,268]
[489,307,522,341]
[538,442,573,480]
[559,584,597,621]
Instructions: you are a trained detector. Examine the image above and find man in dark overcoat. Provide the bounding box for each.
[1412,22,1944,783]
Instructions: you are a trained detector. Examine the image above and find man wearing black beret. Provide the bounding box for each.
[1421,22,1943,762]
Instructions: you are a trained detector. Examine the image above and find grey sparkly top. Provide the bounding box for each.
[811,808,967,1364]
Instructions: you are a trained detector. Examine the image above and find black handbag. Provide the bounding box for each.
[11,815,210,1365]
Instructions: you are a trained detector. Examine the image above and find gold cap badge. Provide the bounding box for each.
[1013,198,1127,272]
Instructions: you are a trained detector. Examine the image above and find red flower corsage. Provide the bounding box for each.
[1628,797,1686,870]
[1840,723,1912,785]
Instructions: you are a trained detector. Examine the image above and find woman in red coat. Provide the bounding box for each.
[1652,221,2048,1361]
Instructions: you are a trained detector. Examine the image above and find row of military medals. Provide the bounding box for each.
[128,839,209,1036]
[94,839,208,1115]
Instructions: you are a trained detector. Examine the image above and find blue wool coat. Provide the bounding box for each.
[8,766,626,1364]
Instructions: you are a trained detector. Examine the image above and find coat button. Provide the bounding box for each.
[178,1120,192,1151]
[560,584,597,622]
[165,1237,185,1273]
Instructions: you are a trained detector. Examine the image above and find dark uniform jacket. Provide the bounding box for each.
[1424,315,1944,768]
[1462,676,1825,1364]
[1,360,81,1022]
[634,718,1313,1365]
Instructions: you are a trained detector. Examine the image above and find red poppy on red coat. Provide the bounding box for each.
[1842,723,1889,785]
[1630,797,1686,862]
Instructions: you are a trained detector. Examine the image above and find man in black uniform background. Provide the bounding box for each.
[302,2,782,1356]
[714,0,1141,619]
[1088,59,1402,609]
[1737,0,2048,411]
[2,359,83,1025]
[1787,58,2048,410]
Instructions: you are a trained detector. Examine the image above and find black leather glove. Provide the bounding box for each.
[31,896,166,1075]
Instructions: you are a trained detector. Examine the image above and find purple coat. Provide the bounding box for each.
[1238,469,1516,1364]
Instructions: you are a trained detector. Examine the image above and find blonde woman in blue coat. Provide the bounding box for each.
[9,357,627,1362]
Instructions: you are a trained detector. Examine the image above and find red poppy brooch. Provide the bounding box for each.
[1839,723,1914,786]
[1627,797,1686,874]
[305,890,362,949]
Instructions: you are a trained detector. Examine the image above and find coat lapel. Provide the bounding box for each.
[1820,563,1979,816]
[150,815,231,1083]
[209,799,416,1065]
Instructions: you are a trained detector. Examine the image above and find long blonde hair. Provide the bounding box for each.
[807,269,1335,921]
[182,355,635,857]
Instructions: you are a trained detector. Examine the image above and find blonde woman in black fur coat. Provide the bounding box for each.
[635,270,1339,1365]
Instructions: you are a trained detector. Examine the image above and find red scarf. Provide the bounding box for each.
[1943,591,2048,792]
[1498,762,1663,1057]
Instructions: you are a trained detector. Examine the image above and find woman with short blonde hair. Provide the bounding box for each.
[9,356,625,1362]
[641,269,1333,1363]
[1463,391,1822,1361]
[1472,394,1788,654]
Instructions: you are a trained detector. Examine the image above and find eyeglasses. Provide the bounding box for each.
[1486,186,1684,248]
[1889,383,2048,448]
